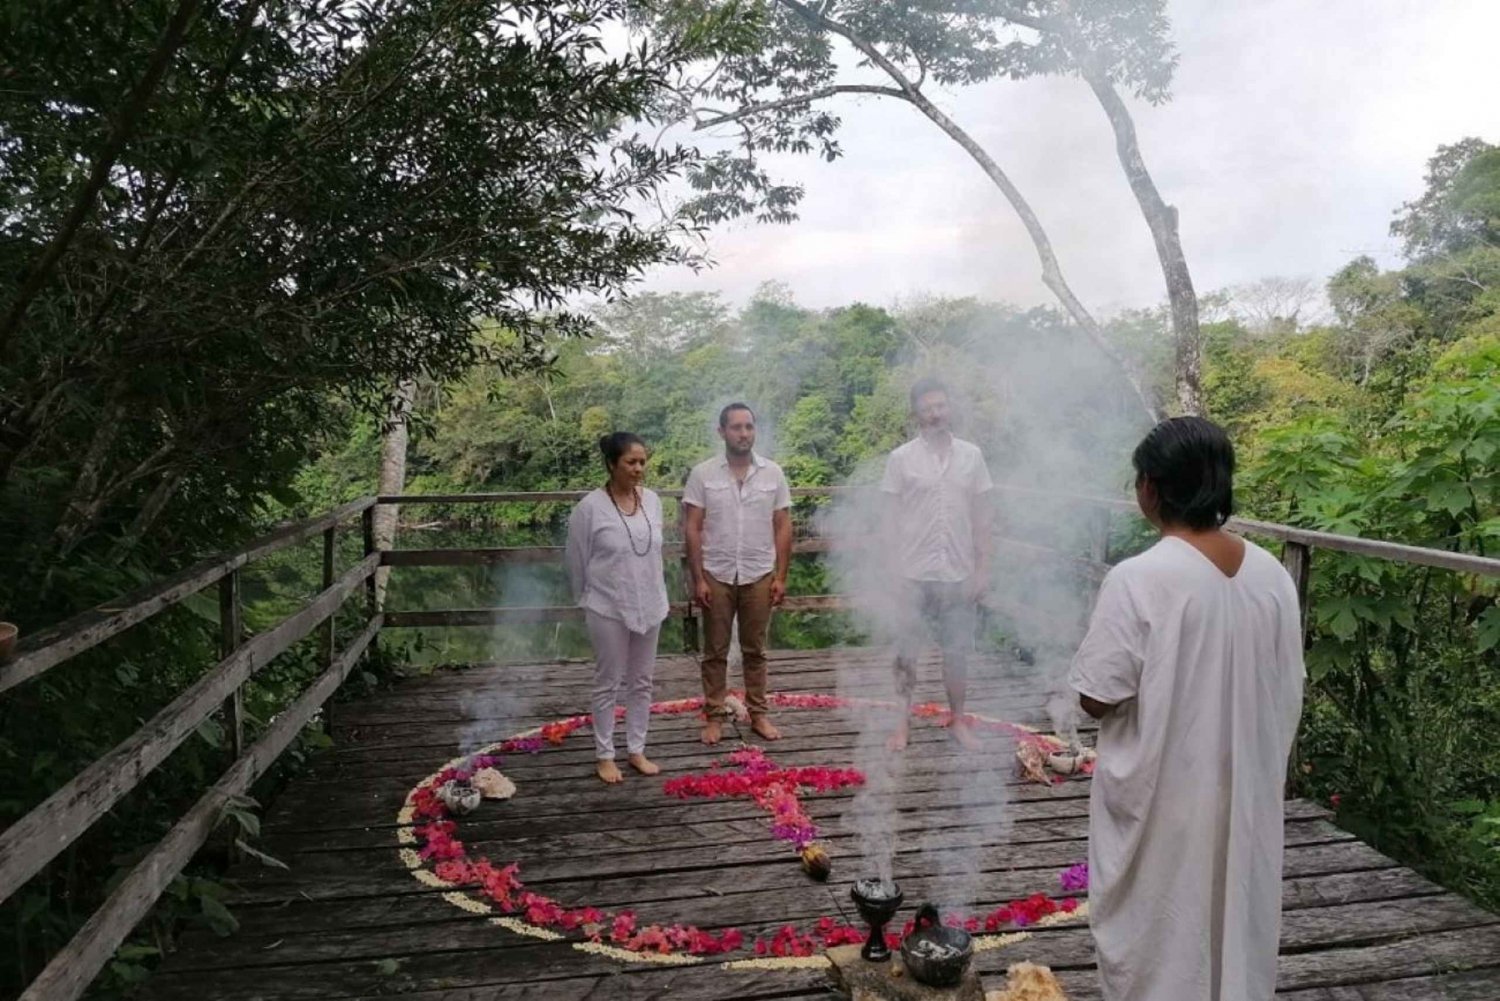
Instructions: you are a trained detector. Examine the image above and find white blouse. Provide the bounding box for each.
[564,488,670,634]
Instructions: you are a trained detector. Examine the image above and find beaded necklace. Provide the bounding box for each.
[607,484,652,557]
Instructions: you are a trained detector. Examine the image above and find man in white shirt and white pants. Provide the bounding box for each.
[683,403,793,744]
[881,377,993,751]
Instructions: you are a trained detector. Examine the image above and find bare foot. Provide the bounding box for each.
[596,759,623,784]
[950,720,983,751]
[627,753,660,776]
[751,716,782,741]
[700,718,723,745]
[885,722,909,752]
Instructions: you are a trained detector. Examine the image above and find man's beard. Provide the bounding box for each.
[726,440,754,455]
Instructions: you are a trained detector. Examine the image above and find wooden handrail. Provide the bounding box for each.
[0,553,380,906]
[0,490,391,1000]
[376,487,1498,578]
[17,613,383,1001]
[1228,516,1500,577]
[0,496,377,694]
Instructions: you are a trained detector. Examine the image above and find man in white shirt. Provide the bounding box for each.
[683,403,794,744]
[881,377,994,751]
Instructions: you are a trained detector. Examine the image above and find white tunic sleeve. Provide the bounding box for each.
[1068,569,1145,706]
[564,499,591,603]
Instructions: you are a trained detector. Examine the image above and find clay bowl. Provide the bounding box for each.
[901,903,974,988]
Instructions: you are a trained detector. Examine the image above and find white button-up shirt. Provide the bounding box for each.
[880,435,994,583]
[564,488,669,633]
[682,453,792,585]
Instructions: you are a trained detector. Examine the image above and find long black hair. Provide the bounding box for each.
[1131,416,1235,530]
[598,431,646,471]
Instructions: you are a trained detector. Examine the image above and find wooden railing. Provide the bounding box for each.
[376,486,1117,646]
[0,498,382,1001]
[375,486,1500,644]
[3,485,1499,1000]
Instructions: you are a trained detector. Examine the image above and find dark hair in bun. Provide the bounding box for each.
[599,431,646,471]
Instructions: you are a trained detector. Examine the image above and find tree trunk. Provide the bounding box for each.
[902,86,1160,422]
[373,379,415,609]
[775,0,1161,423]
[1081,68,1204,417]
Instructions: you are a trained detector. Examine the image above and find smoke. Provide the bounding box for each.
[817,302,1148,913]
[456,561,559,752]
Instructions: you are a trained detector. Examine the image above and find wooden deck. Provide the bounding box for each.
[142,648,1500,1001]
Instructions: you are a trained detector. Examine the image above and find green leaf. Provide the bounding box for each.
[181,590,220,624]
[235,838,289,870]
[1322,603,1359,641]
[195,718,225,749]
[1422,480,1474,516]
[110,960,153,985]
[1477,606,1500,652]
[200,894,239,936]
[223,805,261,838]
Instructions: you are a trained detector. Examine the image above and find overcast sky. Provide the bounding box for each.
[635,0,1500,315]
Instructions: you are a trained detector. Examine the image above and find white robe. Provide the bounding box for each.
[1068,536,1305,1001]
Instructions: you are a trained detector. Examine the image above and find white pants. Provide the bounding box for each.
[585,611,660,760]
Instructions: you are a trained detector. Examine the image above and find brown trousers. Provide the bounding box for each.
[701,573,773,719]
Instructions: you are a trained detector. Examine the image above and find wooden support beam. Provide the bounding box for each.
[380,538,836,568]
[1089,507,1111,564]
[16,613,382,1001]
[218,571,244,762]
[382,594,854,628]
[0,554,379,906]
[321,526,336,670]
[361,506,378,613]
[1283,540,1313,798]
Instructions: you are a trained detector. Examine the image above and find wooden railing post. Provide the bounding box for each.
[362,506,379,662]
[1282,541,1313,797]
[1089,507,1111,564]
[218,570,243,761]
[680,550,699,654]
[361,507,378,614]
[321,526,337,669]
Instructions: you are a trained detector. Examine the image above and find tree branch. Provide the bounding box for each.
[0,0,203,355]
[1078,62,1202,416]
[775,0,1160,422]
[694,84,905,130]
[994,7,1052,33]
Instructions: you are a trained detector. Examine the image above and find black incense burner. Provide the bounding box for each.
[849,878,903,962]
[900,903,974,987]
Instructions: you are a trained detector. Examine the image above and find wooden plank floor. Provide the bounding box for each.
[144,648,1500,1001]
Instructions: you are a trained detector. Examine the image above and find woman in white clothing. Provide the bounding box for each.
[1069,417,1305,1001]
[565,432,670,784]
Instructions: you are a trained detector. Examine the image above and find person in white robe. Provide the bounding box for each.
[1068,416,1305,1001]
